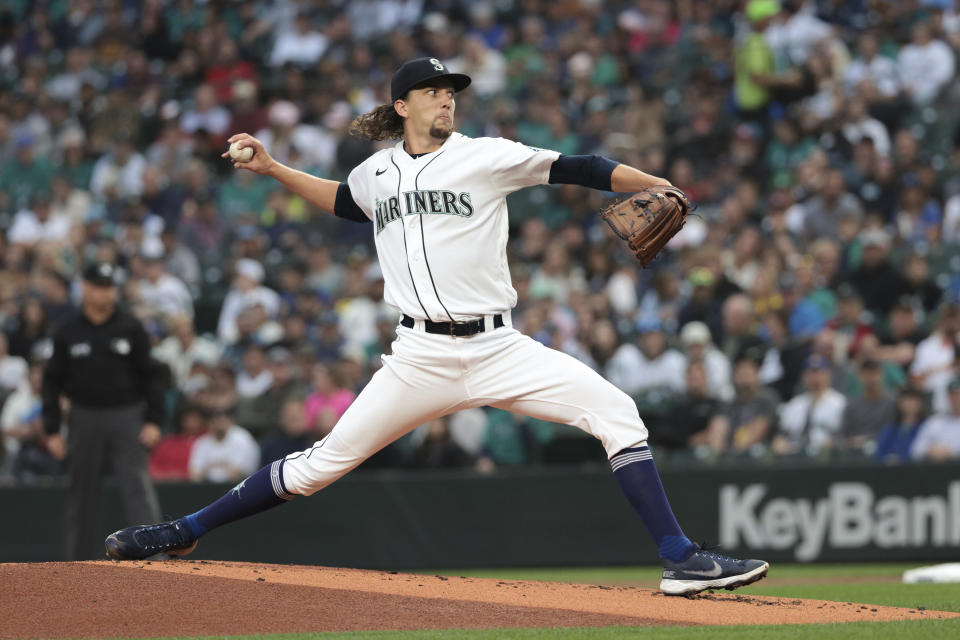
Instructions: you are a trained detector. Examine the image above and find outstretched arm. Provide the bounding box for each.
[548,155,671,192]
[611,163,672,192]
[223,133,340,214]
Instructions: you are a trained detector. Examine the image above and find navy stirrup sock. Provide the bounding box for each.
[610,446,696,562]
[183,460,296,537]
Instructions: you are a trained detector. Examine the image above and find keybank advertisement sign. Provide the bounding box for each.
[719,480,960,561]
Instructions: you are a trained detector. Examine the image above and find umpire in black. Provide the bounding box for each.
[42,262,166,560]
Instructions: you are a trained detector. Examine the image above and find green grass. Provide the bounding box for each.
[138,619,960,640]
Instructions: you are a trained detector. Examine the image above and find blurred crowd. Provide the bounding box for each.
[4,0,960,486]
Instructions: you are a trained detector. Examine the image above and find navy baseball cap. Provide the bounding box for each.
[391,57,471,102]
[82,262,119,287]
[804,354,831,371]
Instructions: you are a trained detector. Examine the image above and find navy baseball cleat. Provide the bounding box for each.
[660,545,769,596]
[105,519,198,560]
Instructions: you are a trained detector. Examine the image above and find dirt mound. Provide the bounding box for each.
[1,561,952,639]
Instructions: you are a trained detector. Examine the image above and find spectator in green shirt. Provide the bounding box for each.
[0,134,54,211]
[734,0,780,120]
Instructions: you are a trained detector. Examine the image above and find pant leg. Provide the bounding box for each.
[106,404,162,526]
[463,329,647,458]
[66,407,107,560]
[282,328,469,496]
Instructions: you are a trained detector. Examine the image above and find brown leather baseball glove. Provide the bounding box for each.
[600,185,691,267]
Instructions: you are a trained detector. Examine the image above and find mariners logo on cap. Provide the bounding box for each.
[429,58,444,71]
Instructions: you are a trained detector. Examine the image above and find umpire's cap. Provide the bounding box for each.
[391,57,471,102]
[82,262,119,287]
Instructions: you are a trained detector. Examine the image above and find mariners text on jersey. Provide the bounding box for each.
[374,189,474,234]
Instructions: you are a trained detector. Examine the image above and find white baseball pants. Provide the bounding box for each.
[282,323,648,496]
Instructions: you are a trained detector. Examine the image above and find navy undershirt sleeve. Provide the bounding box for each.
[334,182,370,223]
[548,154,619,191]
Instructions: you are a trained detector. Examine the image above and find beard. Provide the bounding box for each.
[429,121,453,140]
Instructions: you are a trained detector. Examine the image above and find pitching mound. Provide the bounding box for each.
[1,560,953,638]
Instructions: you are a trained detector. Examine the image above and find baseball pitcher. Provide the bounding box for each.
[104,58,767,596]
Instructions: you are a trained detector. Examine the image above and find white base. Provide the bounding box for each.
[661,562,770,596]
[902,563,960,583]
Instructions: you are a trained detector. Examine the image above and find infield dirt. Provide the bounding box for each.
[1,560,955,638]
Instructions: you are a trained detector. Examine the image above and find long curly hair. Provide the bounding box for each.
[349,103,405,141]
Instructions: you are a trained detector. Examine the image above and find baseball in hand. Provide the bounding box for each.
[229,141,254,163]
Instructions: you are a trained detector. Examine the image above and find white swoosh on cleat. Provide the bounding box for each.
[682,560,723,578]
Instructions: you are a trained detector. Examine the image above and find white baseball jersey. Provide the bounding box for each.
[282,133,649,499]
[346,132,560,321]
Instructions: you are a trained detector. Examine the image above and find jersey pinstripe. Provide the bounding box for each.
[346,133,560,320]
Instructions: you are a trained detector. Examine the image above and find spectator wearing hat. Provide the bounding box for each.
[734,0,779,123]
[910,303,959,413]
[217,258,281,344]
[188,406,259,483]
[679,321,733,401]
[780,261,829,339]
[773,354,848,455]
[136,242,194,320]
[910,377,960,461]
[605,317,685,434]
[877,296,926,367]
[706,350,780,456]
[895,176,942,247]
[0,132,54,211]
[606,317,686,398]
[236,346,304,440]
[841,359,895,452]
[843,228,908,317]
[677,267,723,342]
[654,359,721,453]
[826,283,874,360]
[41,262,167,559]
[875,386,928,463]
[901,253,943,315]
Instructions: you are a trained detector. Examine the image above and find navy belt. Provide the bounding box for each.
[401,314,504,337]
